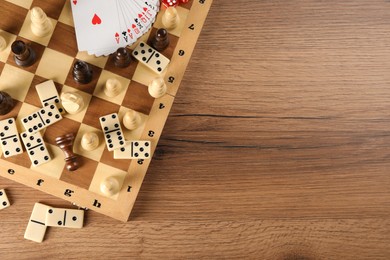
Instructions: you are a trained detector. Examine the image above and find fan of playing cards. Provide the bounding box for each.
[70,0,160,56]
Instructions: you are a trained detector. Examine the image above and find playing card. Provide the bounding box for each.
[71,0,125,51]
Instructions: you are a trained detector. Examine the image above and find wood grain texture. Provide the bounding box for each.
[1,0,389,258]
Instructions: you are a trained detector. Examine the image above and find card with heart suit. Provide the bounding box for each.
[70,0,160,56]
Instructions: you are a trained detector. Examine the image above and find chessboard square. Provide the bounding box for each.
[89,162,127,199]
[64,60,102,94]
[43,117,81,145]
[153,6,190,38]
[60,155,98,190]
[5,0,33,9]
[1,148,31,168]
[18,10,57,46]
[73,123,105,161]
[31,143,65,179]
[0,100,22,122]
[0,64,34,102]
[61,85,92,123]
[132,60,167,86]
[147,27,179,60]
[180,1,194,9]
[31,0,66,20]
[76,52,108,69]
[58,0,74,27]
[48,22,77,57]
[24,75,63,108]
[0,30,17,63]
[122,81,155,115]
[36,48,73,84]
[15,102,39,132]
[104,51,138,79]
[6,36,46,74]
[0,2,28,35]
[118,106,148,141]
[100,147,131,172]
[93,70,130,105]
[82,97,121,130]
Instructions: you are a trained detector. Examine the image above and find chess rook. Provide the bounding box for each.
[151,28,170,51]
[113,47,131,68]
[11,40,36,67]
[72,60,93,84]
[56,133,79,171]
[30,7,53,37]
[0,91,14,115]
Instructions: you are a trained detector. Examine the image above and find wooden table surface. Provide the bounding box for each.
[1,0,390,259]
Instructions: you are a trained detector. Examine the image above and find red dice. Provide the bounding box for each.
[162,0,189,8]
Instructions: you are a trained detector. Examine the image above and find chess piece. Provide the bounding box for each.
[162,7,180,30]
[123,109,142,130]
[11,40,36,67]
[0,36,7,52]
[104,78,122,97]
[55,133,79,171]
[151,28,169,51]
[60,92,84,114]
[100,176,120,196]
[81,132,99,151]
[30,7,53,37]
[113,47,131,68]
[0,91,14,115]
[72,60,93,84]
[148,77,167,98]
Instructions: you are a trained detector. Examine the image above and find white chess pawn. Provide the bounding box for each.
[81,132,99,151]
[123,109,142,130]
[30,7,53,37]
[60,92,84,114]
[148,77,167,98]
[0,36,7,52]
[104,78,122,97]
[100,177,120,196]
[162,7,180,30]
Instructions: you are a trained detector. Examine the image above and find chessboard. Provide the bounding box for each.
[0,0,212,222]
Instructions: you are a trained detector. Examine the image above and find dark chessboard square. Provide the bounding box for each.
[1,151,31,168]
[48,22,78,57]
[43,117,81,145]
[0,2,28,35]
[122,81,154,115]
[0,100,22,121]
[60,155,99,190]
[147,27,179,60]
[25,75,63,108]
[6,36,45,74]
[82,97,121,130]
[100,148,131,172]
[181,1,194,9]
[104,50,138,79]
[65,60,102,95]
[31,0,66,20]
[0,62,4,75]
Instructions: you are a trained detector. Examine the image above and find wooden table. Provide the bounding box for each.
[1,0,389,258]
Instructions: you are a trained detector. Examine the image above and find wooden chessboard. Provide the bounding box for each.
[0,0,212,221]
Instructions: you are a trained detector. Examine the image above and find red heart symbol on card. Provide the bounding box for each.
[92,14,101,25]
[73,0,77,5]
[143,7,147,11]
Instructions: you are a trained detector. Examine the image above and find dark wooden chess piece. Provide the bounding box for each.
[0,91,14,115]
[72,60,93,84]
[11,40,36,67]
[113,47,131,68]
[56,133,80,171]
[151,28,169,51]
